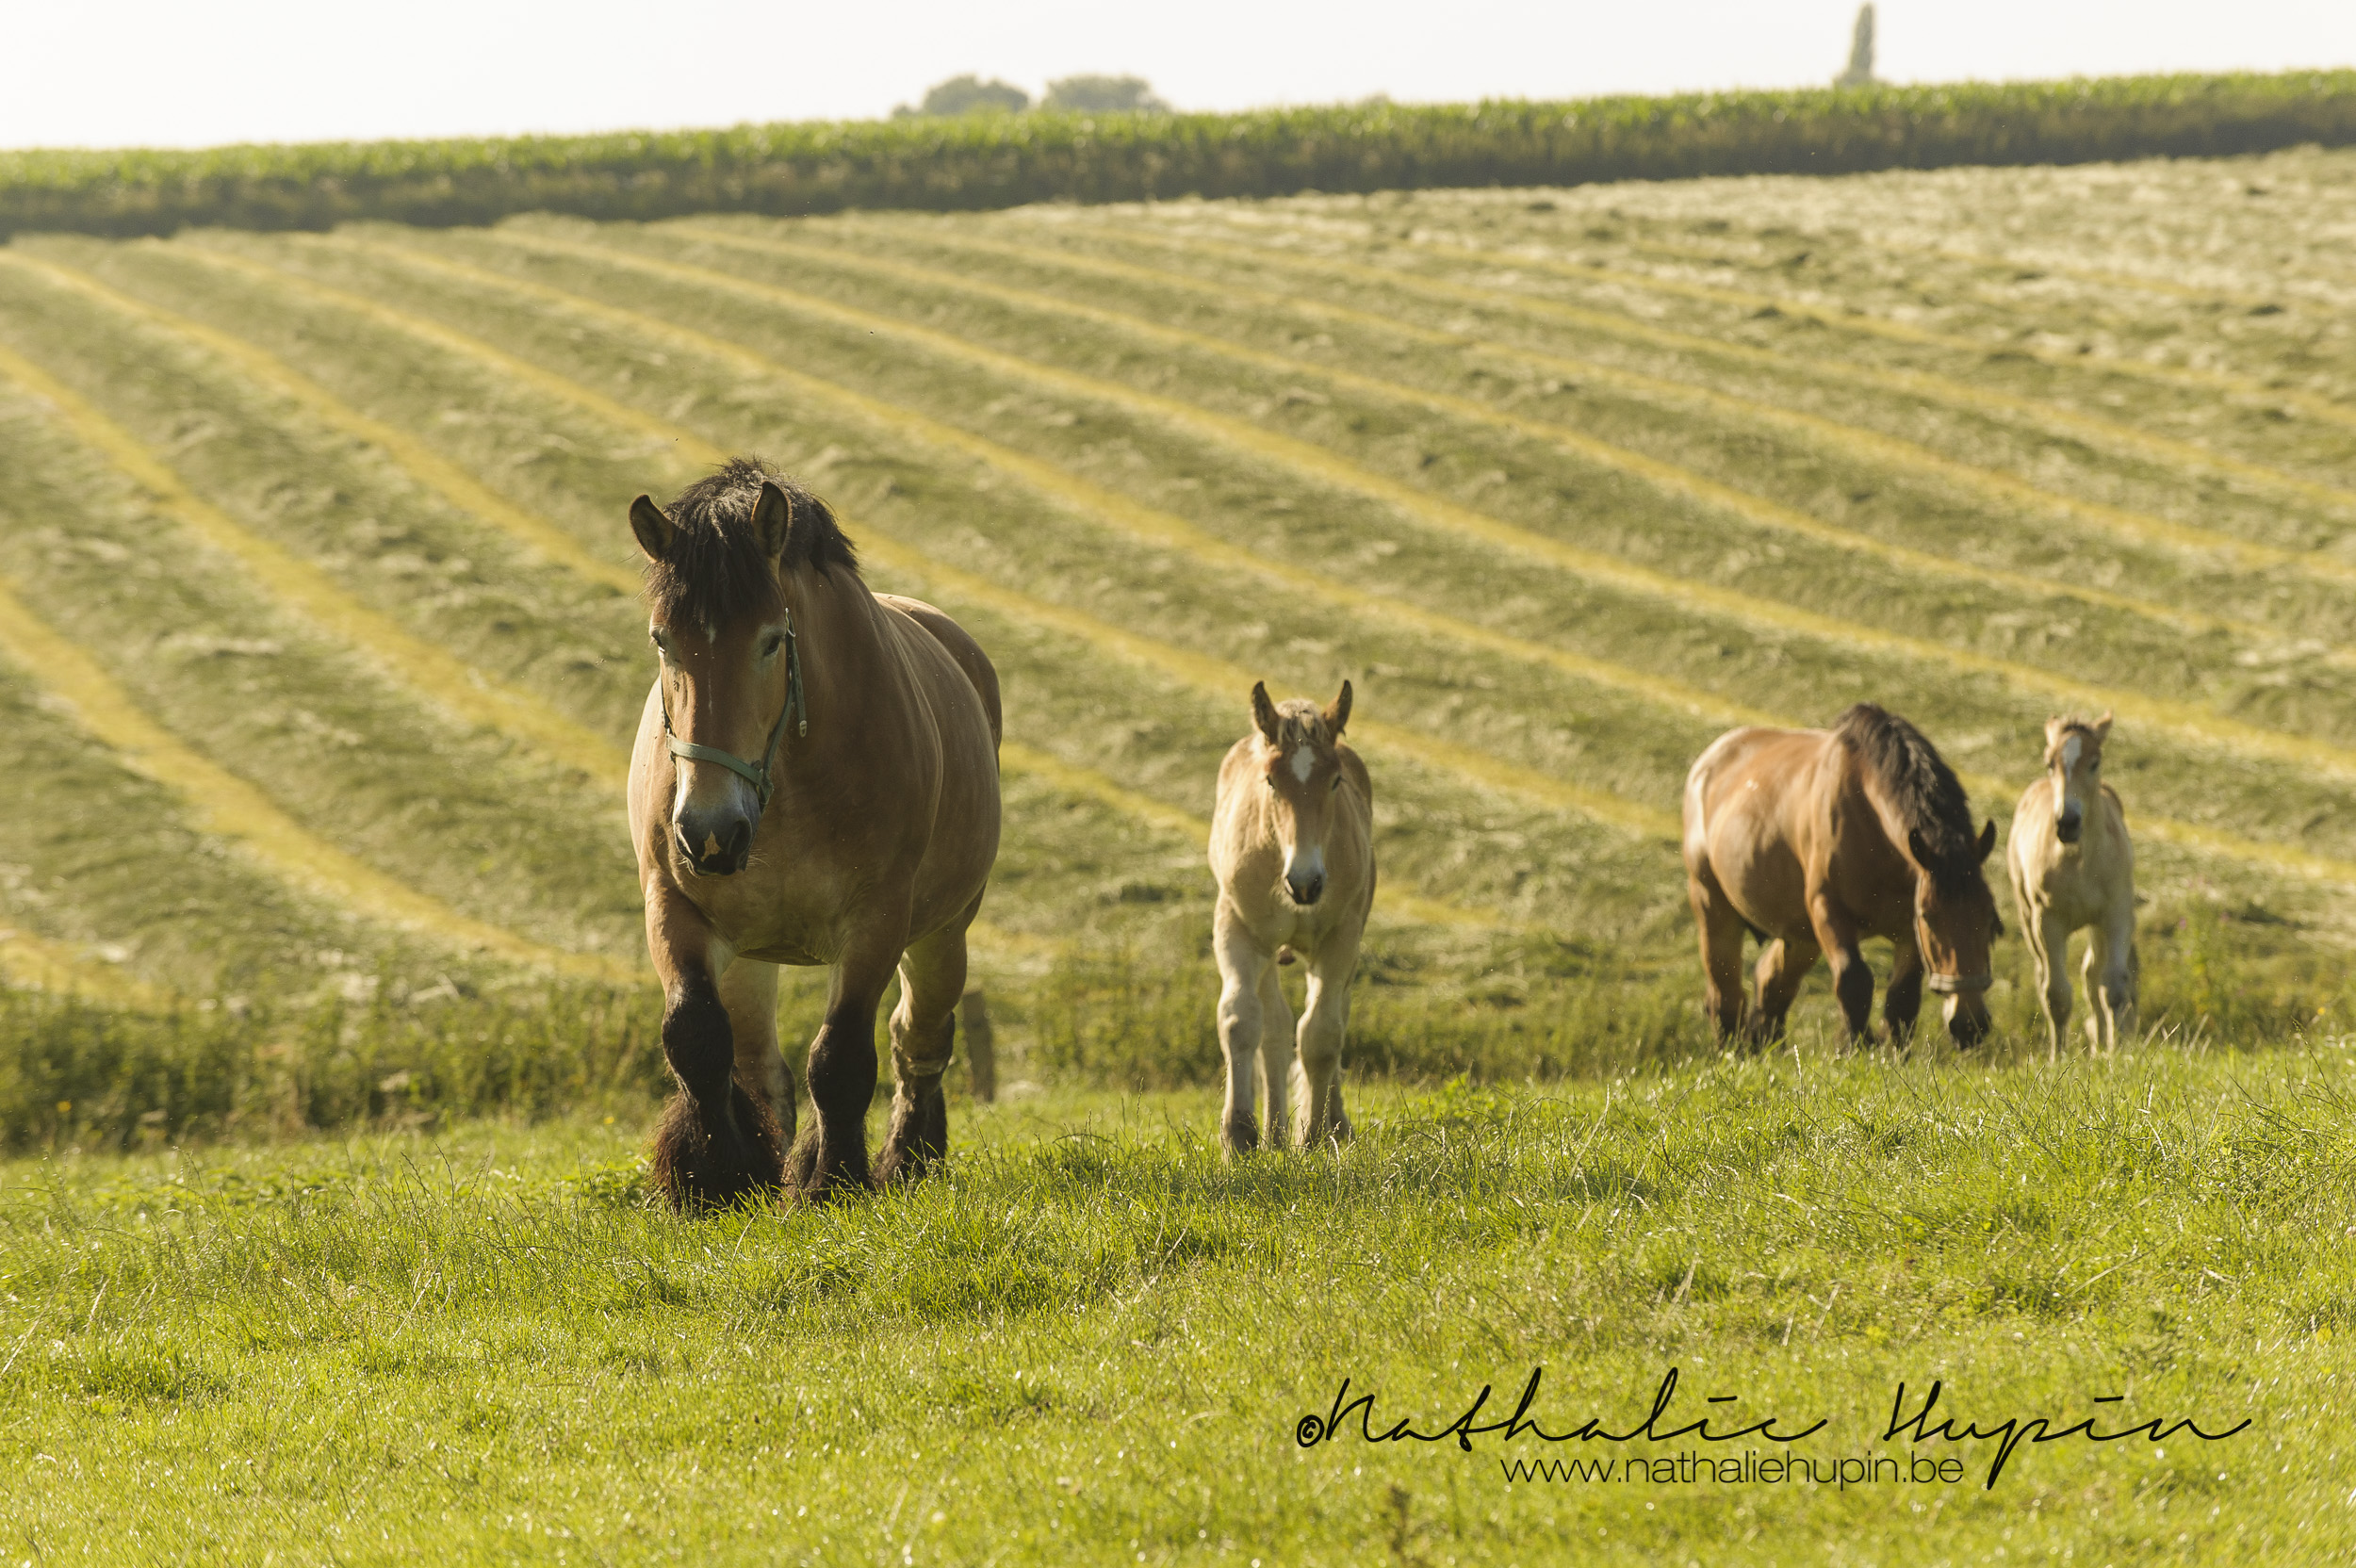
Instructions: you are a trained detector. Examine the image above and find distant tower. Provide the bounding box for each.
[1835,4,1876,88]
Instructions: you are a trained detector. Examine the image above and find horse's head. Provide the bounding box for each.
[1906,819,2003,1046]
[631,466,833,879]
[1248,678,1353,906]
[2041,711,2113,846]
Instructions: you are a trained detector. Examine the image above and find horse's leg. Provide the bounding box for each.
[2085,916,2135,1054]
[1807,897,1873,1045]
[2032,908,2072,1059]
[1255,952,1297,1152]
[1292,922,1362,1148]
[789,929,902,1201]
[646,896,783,1211]
[718,956,794,1148]
[876,903,977,1184]
[1213,906,1268,1156]
[1752,934,1821,1046]
[1689,869,1748,1042]
[1883,942,1924,1047]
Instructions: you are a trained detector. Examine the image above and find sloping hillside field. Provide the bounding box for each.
[5,146,2356,1560]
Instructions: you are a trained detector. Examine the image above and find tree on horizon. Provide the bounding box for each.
[1040,74,1171,114]
[895,74,1032,118]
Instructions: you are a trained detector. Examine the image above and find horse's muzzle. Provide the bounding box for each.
[1285,871,1326,906]
[1944,999,1990,1048]
[675,808,753,877]
[2055,808,2083,844]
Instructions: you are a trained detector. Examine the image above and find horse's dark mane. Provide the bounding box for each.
[644,456,858,629]
[1835,703,1976,883]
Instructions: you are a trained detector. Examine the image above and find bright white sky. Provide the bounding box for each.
[6,0,2354,151]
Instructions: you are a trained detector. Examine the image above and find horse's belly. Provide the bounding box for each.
[1707,808,1811,938]
[2026,858,2111,931]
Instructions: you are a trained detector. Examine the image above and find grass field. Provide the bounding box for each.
[6,1054,2351,1562]
[3,143,2356,1560]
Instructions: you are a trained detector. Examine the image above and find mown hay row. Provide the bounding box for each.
[0,565,630,980]
[853,220,2347,581]
[191,230,2356,892]
[1092,222,2356,519]
[470,226,2356,786]
[667,222,2310,659]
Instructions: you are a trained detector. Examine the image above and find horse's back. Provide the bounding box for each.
[877,594,1003,749]
[1684,725,1836,933]
[872,593,1002,935]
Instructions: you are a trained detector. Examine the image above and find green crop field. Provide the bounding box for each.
[4,141,2356,1560]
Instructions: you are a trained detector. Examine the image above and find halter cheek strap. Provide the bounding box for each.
[1923,972,1993,996]
[659,610,807,810]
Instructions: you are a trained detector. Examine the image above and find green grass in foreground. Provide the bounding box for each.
[3,1047,2349,1563]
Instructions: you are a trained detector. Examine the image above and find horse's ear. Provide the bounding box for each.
[2092,710,2114,743]
[752,481,793,561]
[1977,819,1998,862]
[1322,679,1352,737]
[2042,714,2067,745]
[1251,681,1281,745]
[629,495,674,563]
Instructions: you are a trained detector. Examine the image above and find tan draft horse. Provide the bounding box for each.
[2007,714,2137,1056]
[1683,703,2003,1049]
[627,458,1002,1208]
[1209,681,1374,1153]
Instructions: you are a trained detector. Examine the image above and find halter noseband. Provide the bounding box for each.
[1923,972,1993,996]
[659,609,807,810]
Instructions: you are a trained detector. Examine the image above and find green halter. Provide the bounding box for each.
[660,610,807,810]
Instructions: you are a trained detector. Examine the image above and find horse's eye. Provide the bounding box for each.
[1264,775,1277,790]
[1330,774,1342,792]
[761,635,784,659]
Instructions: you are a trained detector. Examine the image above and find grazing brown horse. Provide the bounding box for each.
[1208,681,1374,1153]
[2007,714,2137,1056]
[627,458,1002,1207]
[1682,703,2002,1048]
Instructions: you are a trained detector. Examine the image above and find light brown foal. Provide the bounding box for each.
[628,458,1002,1208]
[1208,681,1374,1153]
[2008,714,2136,1055]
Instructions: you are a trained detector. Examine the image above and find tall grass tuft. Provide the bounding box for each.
[0,978,664,1151]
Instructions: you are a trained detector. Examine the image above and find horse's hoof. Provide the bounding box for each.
[796,1166,877,1204]
[873,1148,936,1185]
[1219,1120,1258,1157]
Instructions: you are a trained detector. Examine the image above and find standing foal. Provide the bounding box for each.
[2007,713,2137,1055]
[1208,680,1374,1153]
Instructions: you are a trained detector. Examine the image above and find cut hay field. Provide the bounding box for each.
[4,143,2356,1560]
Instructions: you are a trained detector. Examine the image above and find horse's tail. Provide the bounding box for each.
[1681,728,1749,866]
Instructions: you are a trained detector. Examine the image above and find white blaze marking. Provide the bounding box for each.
[2061,734,2083,775]
[1290,746,1315,784]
